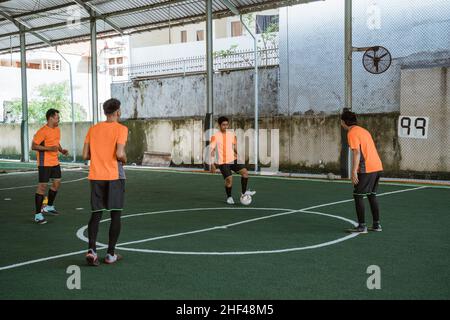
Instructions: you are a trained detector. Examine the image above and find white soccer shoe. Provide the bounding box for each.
[244,190,256,196]
[226,197,235,205]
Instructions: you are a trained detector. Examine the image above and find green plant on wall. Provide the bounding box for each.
[5,81,87,123]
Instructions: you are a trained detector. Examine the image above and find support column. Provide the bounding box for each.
[20,27,29,162]
[205,0,214,169]
[90,17,99,124]
[341,0,352,178]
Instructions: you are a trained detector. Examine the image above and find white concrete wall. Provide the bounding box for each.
[111,67,279,118]
[0,122,91,157]
[399,66,450,172]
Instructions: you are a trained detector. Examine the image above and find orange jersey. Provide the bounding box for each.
[33,125,61,167]
[210,130,237,165]
[347,126,383,173]
[84,122,128,181]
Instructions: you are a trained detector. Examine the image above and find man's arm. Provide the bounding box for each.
[31,141,58,152]
[351,148,360,185]
[82,143,90,160]
[209,136,217,173]
[116,143,127,164]
[58,144,69,155]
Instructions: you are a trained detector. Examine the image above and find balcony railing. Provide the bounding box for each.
[112,46,279,82]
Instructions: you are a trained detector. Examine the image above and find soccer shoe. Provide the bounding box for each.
[86,249,100,267]
[104,253,122,265]
[42,205,59,216]
[244,190,256,196]
[226,197,235,205]
[368,224,382,232]
[34,213,47,225]
[346,225,368,234]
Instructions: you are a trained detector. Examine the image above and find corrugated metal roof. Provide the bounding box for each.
[0,0,320,53]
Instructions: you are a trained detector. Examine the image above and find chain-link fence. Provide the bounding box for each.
[275,0,450,179]
[0,0,449,180]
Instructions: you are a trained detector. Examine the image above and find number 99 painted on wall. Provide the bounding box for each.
[398,116,429,139]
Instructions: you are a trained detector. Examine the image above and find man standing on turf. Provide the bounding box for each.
[209,116,255,204]
[341,109,383,234]
[82,98,128,266]
[32,109,69,225]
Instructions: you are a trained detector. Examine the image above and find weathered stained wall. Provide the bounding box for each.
[0,122,91,159]
[399,66,450,173]
[111,67,280,119]
[1,114,447,178]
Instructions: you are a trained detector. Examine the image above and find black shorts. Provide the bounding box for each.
[90,180,125,212]
[354,171,382,196]
[38,165,61,183]
[219,161,246,179]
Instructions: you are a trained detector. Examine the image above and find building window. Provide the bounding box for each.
[109,68,115,76]
[231,21,243,37]
[116,57,123,64]
[181,30,187,43]
[256,15,279,34]
[116,67,123,77]
[196,30,204,41]
[42,60,61,71]
[109,58,115,65]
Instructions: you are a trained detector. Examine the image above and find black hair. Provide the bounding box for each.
[103,98,121,115]
[218,116,229,125]
[46,109,60,121]
[341,109,357,126]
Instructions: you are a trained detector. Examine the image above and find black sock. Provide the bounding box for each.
[353,195,365,225]
[241,177,248,194]
[225,186,232,197]
[108,211,122,255]
[367,194,380,223]
[88,211,103,252]
[47,189,57,206]
[35,193,44,214]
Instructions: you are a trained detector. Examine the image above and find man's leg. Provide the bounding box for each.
[353,194,366,225]
[239,168,249,195]
[86,180,104,266]
[368,172,382,231]
[225,176,233,199]
[348,173,369,233]
[48,179,61,206]
[88,211,103,252]
[107,210,122,256]
[35,183,47,214]
[367,194,380,221]
[104,180,125,263]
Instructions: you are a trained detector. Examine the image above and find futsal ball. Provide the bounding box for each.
[240,194,252,206]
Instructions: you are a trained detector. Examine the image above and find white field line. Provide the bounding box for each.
[0,185,427,271]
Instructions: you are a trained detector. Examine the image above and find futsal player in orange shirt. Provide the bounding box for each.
[209,116,255,204]
[31,109,68,225]
[82,98,128,266]
[341,109,383,234]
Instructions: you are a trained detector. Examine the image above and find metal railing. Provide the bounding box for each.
[113,47,279,81]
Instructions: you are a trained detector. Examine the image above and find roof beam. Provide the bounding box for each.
[0,0,95,22]
[0,0,321,52]
[0,10,52,46]
[72,0,124,35]
[219,0,240,15]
